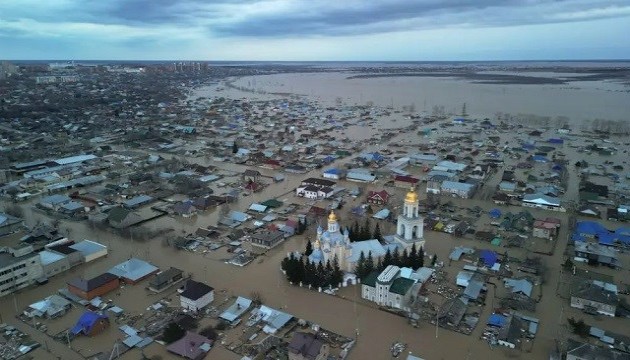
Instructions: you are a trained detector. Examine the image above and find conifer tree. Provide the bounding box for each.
[365,251,375,276]
[350,221,360,242]
[373,223,382,241]
[418,246,425,268]
[325,260,333,288]
[383,248,393,268]
[376,257,384,272]
[431,254,438,267]
[332,255,343,287]
[409,243,418,270]
[392,248,400,267]
[305,240,313,256]
[316,262,326,288]
[355,251,366,279]
[401,248,409,268]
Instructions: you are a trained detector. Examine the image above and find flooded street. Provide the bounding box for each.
[3,70,630,360]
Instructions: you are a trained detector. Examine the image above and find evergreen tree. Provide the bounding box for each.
[376,257,384,272]
[431,254,438,267]
[392,248,401,267]
[350,221,360,242]
[417,246,425,268]
[332,255,343,287]
[296,257,305,284]
[409,244,418,270]
[373,223,382,241]
[325,260,334,288]
[232,140,238,154]
[401,248,409,268]
[281,255,290,272]
[365,251,375,276]
[355,251,366,279]
[304,260,316,287]
[383,248,393,268]
[360,218,372,240]
[305,240,313,257]
[315,262,326,289]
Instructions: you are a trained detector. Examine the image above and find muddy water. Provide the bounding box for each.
[225,72,630,122]
[4,77,630,360]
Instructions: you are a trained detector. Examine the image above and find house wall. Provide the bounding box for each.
[84,248,108,263]
[42,256,70,278]
[181,291,214,312]
[87,319,109,336]
[68,279,120,300]
[570,296,616,317]
[362,285,376,302]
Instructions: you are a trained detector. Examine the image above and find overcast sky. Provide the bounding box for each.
[1,0,629,60]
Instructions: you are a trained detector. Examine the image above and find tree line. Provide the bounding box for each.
[355,243,429,279]
[281,252,344,289]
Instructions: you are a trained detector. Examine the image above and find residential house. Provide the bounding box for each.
[149,267,184,292]
[499,181,517,193]
[250,230,285,249]
[70,311,110,337]
[288,332,329,360]
[67,273,120,300]
[522,193,563,211]
[219,296,252,324]
[166,331,212,360]
[574,242,618,268]
[107,258,159,285]
[441,181,476,199]
[39,250,70,278]
[410,152,438,166]
[26,294,72,318]
[107,207,142,229]
[366,190,390,205]
[566,341,630,360]
[296,185,320,199]
[172,201,197,217]
[570,279,618,317]
[301,178,336,188]
[0,213,23,236]
[180,279,214,312]
[532,218,561,239]
[435,160,467,173]
[426,175,449,195]
[322,168,345,180]
[39,194,72,210]
[69,240,108,263]
[122,195,153,209]
[46,241,83,267]
[394,175,419,189]
[346,170,376,183]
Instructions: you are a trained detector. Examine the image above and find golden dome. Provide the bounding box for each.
[328,210,338,222]
[405,187,418,203]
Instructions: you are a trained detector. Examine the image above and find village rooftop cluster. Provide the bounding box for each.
[1,61,630,360]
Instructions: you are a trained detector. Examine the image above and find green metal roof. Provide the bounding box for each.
[390,277,415,295]
[260,199,283,208]
[362,271,379,287]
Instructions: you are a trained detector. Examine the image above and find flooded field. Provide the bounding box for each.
[223,71,629,122]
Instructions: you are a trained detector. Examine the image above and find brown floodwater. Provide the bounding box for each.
[4,75,630,360]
